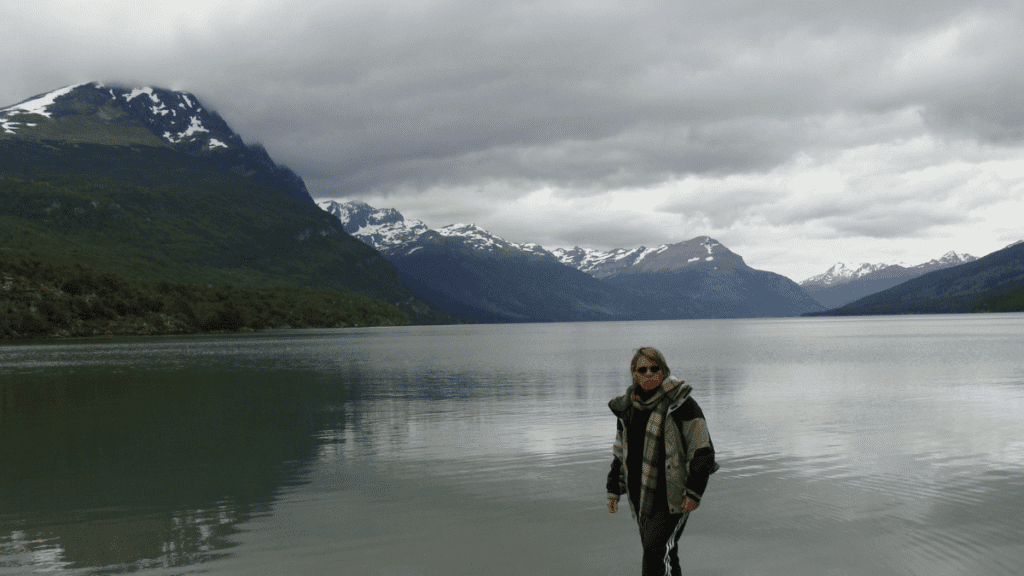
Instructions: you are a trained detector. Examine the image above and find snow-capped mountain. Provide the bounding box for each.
[926,250,978,268]
[319,200,430,249]
[552,237,741,279]
[2,82,312,204]
[436,223,552,256]
[580,237,824,318]
[319,200,553,258]
[319,200,825,321]
[554,246,668,276]
[799,251,978,308]
[2,82,240,152]
[321,200,748,277]
[801,252,976,287]
[801,262,896,286]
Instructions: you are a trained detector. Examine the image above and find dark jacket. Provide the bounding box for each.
[606,377,717,517]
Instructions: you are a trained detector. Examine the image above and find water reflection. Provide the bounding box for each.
[0,364,329,573]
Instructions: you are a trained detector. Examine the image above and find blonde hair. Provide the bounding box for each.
[630,346,671,379]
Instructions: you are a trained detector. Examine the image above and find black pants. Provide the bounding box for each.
[637,508,689,576]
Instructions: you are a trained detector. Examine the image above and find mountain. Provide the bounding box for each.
[321,200,431,250]
[1,83,448,325]
[555,238,825,318]
[799,252,977,308]
[320,200,651,322]
[807,241,1024,316]
[323,201,825,320]
[801,262,895,286]
[553,237,733,278]
[2,82,312,205]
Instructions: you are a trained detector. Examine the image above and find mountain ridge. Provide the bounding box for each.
[801,252,976,286]
[320,200,826,320]
[799,251,978,309]
[552,237,749,278]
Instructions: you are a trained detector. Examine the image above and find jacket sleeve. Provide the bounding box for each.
[678,398,716,503]
[606,418,626,500]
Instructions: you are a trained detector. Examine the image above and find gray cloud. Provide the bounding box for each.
[8,0,1023,192]
[5,0,1024,278]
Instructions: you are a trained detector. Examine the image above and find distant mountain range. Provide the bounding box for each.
[551,238,720,278]
[1,82,448,325]
[320,200,825,322]
[807,241,1024,316]
[551,236,823,318]
[799,252,978,308]
[325,199,1024,320]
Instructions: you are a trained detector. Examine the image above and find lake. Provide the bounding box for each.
[2,315,1023,575]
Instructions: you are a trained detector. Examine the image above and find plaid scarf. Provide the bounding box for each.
[629,378,684,518]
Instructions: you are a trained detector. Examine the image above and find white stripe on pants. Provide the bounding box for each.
[638,509,690,576]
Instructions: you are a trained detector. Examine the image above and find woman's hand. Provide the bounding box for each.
[607,499,618,513]
[681,498,698,513]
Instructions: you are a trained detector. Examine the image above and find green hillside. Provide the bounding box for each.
[1,140,452,336]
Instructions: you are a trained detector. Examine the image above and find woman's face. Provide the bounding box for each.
[634,355,666,390]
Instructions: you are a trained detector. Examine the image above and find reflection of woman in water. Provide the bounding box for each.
[606,347,717,576]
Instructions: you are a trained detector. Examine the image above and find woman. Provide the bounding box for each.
[606,347,717,576]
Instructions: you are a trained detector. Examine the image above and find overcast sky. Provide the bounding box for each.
[4,0,1024,280]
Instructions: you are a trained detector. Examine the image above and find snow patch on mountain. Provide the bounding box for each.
[319,200,558,258]
[800,252,977,286]
[124,87,195,120]
[634,245,667,265]
[801,262,894,286]
[318,200,429,250]
[1,82,234,151]
[551,246,657,274]
[2,83,87,134]
[548,236,733,278]
[0,82,89,119]
[165,116,210,144]
[126,87,151,102]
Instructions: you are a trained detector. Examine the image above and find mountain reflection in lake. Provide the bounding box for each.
[0,363,326,572]
[2,316,1024,575]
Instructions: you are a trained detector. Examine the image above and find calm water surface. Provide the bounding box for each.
[2,315,1023,575]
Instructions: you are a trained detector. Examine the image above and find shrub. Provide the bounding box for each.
[17,311,50,337]
[62,278,86,296]
[167,298,197,325]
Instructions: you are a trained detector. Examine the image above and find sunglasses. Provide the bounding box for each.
[635,366,661,375]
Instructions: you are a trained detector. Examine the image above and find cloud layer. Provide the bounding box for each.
[4,0,1024,279]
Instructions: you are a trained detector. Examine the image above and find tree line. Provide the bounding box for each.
[1,255,409,340]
